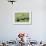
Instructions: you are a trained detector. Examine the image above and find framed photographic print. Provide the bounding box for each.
[13,11,32,25]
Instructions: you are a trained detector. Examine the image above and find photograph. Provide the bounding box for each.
[13,11,32,24]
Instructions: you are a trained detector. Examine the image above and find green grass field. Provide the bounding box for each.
[15,12,29,22]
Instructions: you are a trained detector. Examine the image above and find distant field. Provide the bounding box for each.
[15,12,29,22]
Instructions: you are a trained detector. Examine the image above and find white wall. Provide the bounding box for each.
[0,0,46,41]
